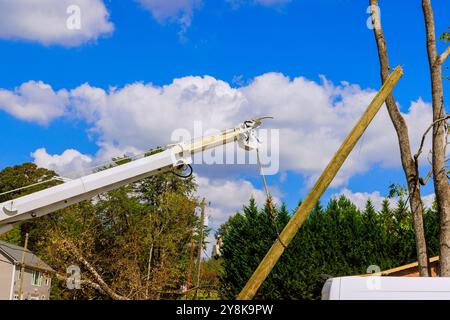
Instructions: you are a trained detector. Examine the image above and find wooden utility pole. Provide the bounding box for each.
[237,66,403,300]
[185,207,198,299]
[185,238,195,299]
[18,233,29,301]
[145,242,153,298]
[194,198,206,300]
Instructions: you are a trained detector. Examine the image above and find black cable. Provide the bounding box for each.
[171,164,193,178]
[255,149,287,249]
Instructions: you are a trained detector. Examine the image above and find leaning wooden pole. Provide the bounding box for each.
[194,198,206,300]
[18,232,29,300]
[237,65,403,300]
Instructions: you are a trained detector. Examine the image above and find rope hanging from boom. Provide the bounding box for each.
[256,148,286,249]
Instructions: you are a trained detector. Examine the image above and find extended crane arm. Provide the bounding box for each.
[0,118,266,234]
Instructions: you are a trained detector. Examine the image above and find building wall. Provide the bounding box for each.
[0,253,14,300]
[12,267,52,300]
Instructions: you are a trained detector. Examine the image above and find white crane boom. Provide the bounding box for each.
[0,119,266,234]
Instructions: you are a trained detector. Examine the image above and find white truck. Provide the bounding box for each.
[322,276,450,300]
[0,118,266,235]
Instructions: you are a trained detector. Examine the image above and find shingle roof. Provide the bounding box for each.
[0,241,54,273]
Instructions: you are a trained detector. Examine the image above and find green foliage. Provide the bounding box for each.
[144,146,166,157]
[0,163,61,246]
[219,195,440,300]
[439,28,450,43]
[0,163,59,203]
[441,29,450,80]
[388,183,408,199]
[111,156,132,166]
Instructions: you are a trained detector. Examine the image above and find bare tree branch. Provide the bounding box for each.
[439,46,450,65]
[414,115,450,161]
[55,273,107,296]
[415,115,449,186]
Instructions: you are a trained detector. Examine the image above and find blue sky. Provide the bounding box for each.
[0,0,448,227]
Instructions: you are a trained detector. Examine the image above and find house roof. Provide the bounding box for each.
[0,241,54,273]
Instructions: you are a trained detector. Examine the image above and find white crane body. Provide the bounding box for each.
[0,119,265,234]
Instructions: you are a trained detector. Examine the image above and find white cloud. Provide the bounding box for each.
[332,188,435,211]
[0,81,68,125]
[68,76,245,161]
[422,193,436,209]
[32,148,93,177]
[241,73,433,187]
[196,175,280,223]
[0,0,114,47]
[136,0,201,38]
[333,188,388,211]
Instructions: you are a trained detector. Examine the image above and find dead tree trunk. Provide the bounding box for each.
[369,0,430,276]
[422,0,450,277]
[56,273,107,296]
[62,240,130,300]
